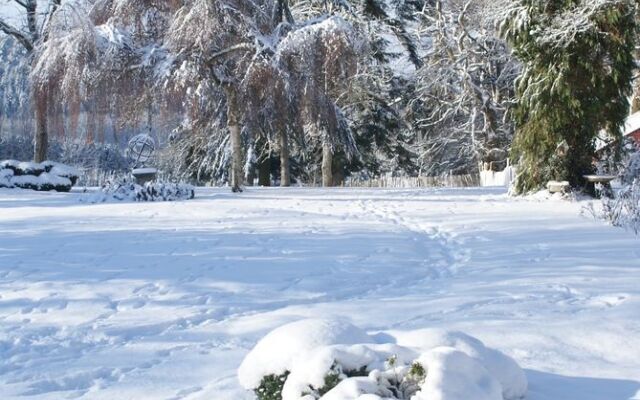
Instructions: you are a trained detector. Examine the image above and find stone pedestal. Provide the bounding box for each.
[132,168,157,185]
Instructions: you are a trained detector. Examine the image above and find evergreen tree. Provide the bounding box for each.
[339,0,425,177]
[501,0,638,193]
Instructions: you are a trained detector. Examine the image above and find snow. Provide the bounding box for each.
[276,16,358,61]
[414,347,502,400]
[16,161,43,174]
[0,187,639,399]
[0,167,13,187]
[480,166,516,187]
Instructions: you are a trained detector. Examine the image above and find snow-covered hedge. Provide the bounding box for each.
[238,319,527,400]
[0,160,79,191]
[86,176,195,203]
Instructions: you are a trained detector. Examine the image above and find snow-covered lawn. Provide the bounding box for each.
[0,187,639,399]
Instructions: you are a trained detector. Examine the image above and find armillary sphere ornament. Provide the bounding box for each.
[127,134,156,168]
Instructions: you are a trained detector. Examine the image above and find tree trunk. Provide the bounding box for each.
[33,97,48,163]
[244,141,256,186]
[280,130,291,187]
[226,87,243,192]
[246,167,256,186]
[322,139,333,187]
[332,157,344,187]
[258,157,271,186]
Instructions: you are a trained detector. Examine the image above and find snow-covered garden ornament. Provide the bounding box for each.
[127,134,156,168]
[127,134,157,185]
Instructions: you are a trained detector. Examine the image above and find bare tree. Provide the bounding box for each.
[414,0,519,175]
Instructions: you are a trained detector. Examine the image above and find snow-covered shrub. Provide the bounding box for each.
[592,151,640,234]
[238,319,527,400]
[0,160,79,192]
[599,179,640,234]
[15,161,45,176]
[11,173,73,192]
[86,176,195,203]
[42,161,80,185]
[620,151,640,185]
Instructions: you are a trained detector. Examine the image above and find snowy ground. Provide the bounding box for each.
[0,187,639,400]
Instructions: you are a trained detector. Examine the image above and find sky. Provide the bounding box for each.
[0,0,54,29]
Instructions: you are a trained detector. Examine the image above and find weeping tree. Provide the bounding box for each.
[31,1,182,155]
[500,0,638,193]
[30,0,361,191]
[274,15,360,186]
[0,0,63,162]
[164,0,362,190]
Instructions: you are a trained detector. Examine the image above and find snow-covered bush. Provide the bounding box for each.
[41,161,80,185]
[599,179,640,234]
[86,176,195,203]
[238,319,527,400]
[593,151,640,234]
[0,160,79,192]
[11,173,73,192]
[620,151,640,185]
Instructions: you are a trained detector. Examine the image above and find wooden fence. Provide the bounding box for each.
[342,174,481,188]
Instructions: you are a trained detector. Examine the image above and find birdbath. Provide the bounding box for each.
[128,134,157,185]
[583,174,616,198]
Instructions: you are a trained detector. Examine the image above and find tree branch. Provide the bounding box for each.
[0,18,34,52]
[10,0,28,9]
[206,43,254,64]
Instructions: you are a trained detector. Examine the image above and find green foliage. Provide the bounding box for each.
[500,0,638,193]
[387,354,398,368]
[408,361,426,381]
[256,372,289,400]
[317,370,341,397]
[313,364,369,397]
[262,362,369,400]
